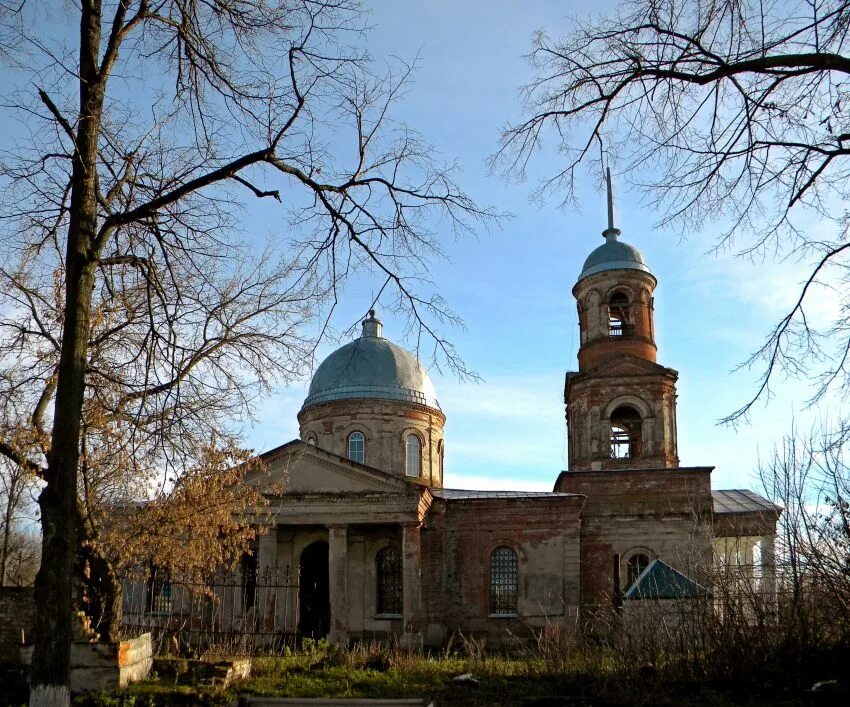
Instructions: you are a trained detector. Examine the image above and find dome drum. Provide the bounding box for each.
[298,397,445,486]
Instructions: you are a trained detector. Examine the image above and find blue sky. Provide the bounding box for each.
[0,1,829,496]
[244,0,839,493]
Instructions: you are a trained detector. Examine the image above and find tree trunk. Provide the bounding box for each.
[29,2,104,704]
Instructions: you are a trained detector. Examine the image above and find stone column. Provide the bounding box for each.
[760,534,777,606]
[349,534,366,635]
[742,537,756,578]
[328,525,348,645]
[402,523,423,648]
[256,527,278,632]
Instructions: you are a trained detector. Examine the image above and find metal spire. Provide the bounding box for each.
[603,166,621,240]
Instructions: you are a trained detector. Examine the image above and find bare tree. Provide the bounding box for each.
[2,530,40,588]
[759,423,850,637]
[0,2,492,703]
[0,457,37,586]
[497,0,850,421]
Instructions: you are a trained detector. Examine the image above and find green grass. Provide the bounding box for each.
[68,637,850,706]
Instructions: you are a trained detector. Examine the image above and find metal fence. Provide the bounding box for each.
[121,564,299,655]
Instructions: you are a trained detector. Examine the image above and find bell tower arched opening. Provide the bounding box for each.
[607,291,632,338]
[609,405,642,459]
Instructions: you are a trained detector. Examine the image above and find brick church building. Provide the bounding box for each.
[241,194,780,647]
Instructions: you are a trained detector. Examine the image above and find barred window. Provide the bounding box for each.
[376,547,403,615]
[146,568,172,614]
[489,546,518,615]
[405,434,421,477]
[348,431,365,464]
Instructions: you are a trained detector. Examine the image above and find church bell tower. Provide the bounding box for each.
[565,171,679,471]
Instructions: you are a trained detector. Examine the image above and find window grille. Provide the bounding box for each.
[376,547,403,615]
[348,431,365,463]
[146,569,172,614]
[489,547,518,615]
[405,435,421,477]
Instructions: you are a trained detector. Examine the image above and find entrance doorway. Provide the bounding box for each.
[299,541,330,639]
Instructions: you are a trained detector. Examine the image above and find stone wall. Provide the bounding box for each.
[0,587,34,664]
[298,398,446,487]
[421,495,585,644]
[20,633,152,692]
[556,467,714,606]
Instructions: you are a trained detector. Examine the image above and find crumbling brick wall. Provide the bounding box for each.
[0,587,34,664]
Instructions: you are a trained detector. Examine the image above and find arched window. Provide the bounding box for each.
[375,547,402,615]
[489,546,518,615]
[306,435,317,446]
[405,434,421,477]
[625,552,650,589]
[348,431,365,464]
[610,405,642,459]
[607,291,632,337]
[437,440,444,481]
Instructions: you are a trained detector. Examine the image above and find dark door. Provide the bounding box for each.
[299,541,330,639]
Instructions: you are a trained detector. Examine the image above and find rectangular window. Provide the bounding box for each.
[489,547,518,615]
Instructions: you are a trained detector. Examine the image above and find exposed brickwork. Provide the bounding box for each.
[0,587,34,663]
[298,398,445,487]
[573,269,658,369]
[419,496,584,641]
[566,361,680,470]
[557,468,713,606]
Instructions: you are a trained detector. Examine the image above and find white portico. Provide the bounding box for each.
[248,441,431,645]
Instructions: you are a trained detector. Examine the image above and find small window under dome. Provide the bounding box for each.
[348,431,365,464]
[405,435,421,477]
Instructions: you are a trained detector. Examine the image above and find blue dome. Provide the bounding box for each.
[302,312,440,410]
[578,231,653,282]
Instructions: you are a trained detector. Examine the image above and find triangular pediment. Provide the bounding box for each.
[584,353,676,379]
[245,440,413,495]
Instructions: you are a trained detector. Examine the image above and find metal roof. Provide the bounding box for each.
[302,312,440,411]
[578,232,653,282]
[712,489,780,515]
[431,488,576,500]
[624,558,706,600]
